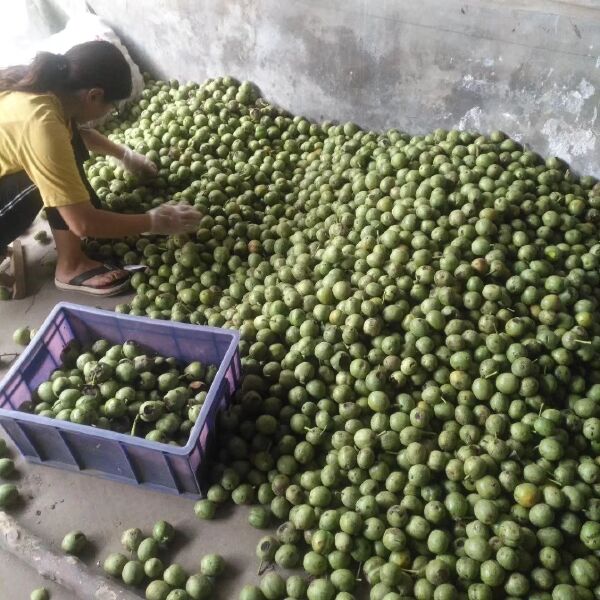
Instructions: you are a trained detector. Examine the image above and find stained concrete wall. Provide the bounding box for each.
[10,0,600,175]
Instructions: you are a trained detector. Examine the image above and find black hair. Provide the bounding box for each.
[0,40,132,101]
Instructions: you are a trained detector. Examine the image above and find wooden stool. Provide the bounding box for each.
[0,240,26,299]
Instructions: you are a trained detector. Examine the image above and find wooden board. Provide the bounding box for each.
[10,240,26,300]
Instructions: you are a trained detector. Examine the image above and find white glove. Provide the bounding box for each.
[120,147,158,177]
[147,204,201,235]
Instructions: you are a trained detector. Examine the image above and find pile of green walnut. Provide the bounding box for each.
[24,339,217,446]
[0,437,18,509]
[103,520,225,599]
[83,75,600,600]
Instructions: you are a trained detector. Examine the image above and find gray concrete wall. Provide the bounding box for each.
[15,0,600,175]
[0,1,62,63]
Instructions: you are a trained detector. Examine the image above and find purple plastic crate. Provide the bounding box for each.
[0,302,241,498]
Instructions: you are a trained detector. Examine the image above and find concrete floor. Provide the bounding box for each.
[0,221,267,600]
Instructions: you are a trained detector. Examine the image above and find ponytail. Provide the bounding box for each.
[0,52,70,94]
[0,41,131,101]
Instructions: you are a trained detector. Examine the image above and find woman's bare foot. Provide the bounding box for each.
[51,229,127,288]
[55,256,128,288]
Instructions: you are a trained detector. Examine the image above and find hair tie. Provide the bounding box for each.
[56,56,69,74]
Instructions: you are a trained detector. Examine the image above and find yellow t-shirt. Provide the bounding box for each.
[0,91,89,207]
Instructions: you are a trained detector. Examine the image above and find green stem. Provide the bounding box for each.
[130,415,140,436]
[356,561,363,579]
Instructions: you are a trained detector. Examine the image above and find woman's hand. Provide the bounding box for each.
[148,204,201,234]
[120,147,158,178]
